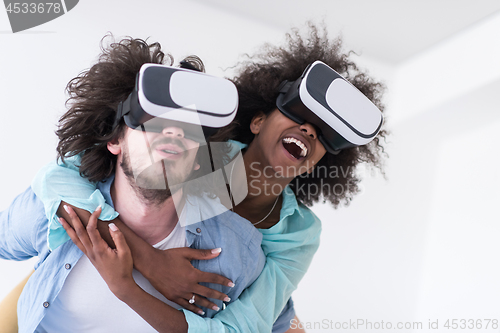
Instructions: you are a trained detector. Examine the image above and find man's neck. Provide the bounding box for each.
[110,167,183,246]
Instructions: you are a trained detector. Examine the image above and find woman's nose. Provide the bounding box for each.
[299,122,318,139]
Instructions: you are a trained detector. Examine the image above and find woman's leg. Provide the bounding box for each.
[0,270,34,333]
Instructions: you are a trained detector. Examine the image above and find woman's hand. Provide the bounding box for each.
[59,206,137,300]
[60,205,189,333]
[140,247,233,313]
[59,203,234,313]
[58,204,234,314]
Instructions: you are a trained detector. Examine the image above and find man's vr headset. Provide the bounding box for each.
[276,60,383,154]
[114,63,238,142]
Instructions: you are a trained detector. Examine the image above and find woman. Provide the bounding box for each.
[2,25,387,332]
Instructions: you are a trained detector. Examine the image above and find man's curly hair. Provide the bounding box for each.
[230,24,388,207]
[56,36,208,183]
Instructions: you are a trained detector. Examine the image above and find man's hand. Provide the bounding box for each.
[141,247,234,314]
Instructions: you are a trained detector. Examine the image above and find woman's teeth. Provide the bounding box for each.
[283,137,308,157]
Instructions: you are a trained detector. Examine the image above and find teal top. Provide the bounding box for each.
[31,155,119,251]
[31,141,322,333]
[183,183,321,332]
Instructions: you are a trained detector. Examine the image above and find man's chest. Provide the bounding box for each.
[38,254,182,332]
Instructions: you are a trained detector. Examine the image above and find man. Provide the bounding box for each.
[0,37,294,332]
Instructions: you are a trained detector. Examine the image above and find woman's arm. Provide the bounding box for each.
[59,204,232,314]
[32,157,232,314]
[61,207,307,333]
[60,207,189,333]
[61,200,320,333]
[34,158,320,332]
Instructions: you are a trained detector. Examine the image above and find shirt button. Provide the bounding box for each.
[196,228,202,233]
[65,263,71,270]
[43,302,50,308]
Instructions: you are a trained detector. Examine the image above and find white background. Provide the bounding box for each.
[1,1,500,332]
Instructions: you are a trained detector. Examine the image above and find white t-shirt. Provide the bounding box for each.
[38,221,188,332]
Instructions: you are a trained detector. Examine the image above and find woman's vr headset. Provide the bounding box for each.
[276,61,383,154]
[113,63,238,142]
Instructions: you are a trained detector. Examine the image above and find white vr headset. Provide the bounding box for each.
[276,61,384,154]
[114,63,238,142]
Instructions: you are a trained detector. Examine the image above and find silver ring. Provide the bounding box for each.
[189,294,196,304]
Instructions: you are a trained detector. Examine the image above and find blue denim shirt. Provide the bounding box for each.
[1,179,291,332]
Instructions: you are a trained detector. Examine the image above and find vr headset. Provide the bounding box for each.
[276,61,383,154]
[114,63,238,142]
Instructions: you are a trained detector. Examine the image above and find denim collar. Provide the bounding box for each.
[97,175,229,247]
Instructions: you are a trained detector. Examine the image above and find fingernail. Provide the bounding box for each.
[109,223,118,231]
[95,205,102,212]
[58,217,65,224]
[211,248,222,254]
[224,296,231,302]
[63,205,71,214]
[212,306,220,311]
[198,310,205,315]
[228,282,235,288]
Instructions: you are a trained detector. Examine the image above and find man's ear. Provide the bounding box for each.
[107,139,121,156]
[250,112,266,135]
[193,162,200,171]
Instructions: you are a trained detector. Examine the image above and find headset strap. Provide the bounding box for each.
[277,80,293,94]
[112,93,132,130]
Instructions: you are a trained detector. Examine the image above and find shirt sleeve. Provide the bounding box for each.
[0,187,49,261]
[31,156,119,251]
[182,207,322,333]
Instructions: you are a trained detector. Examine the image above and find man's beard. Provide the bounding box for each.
[120,149,175,206]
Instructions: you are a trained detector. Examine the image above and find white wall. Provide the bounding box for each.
[2,2,500,332]
[293,13,500,333]
[296,79,500,332]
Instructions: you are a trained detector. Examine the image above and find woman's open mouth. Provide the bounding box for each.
[282,137,308,160]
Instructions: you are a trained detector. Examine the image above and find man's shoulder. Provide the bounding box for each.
[186,193,262,249]
[16,187,49,236]
[191,209,265,318]
[201,209,262,249]
[8,186,47,219]
[0,186,49,260]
